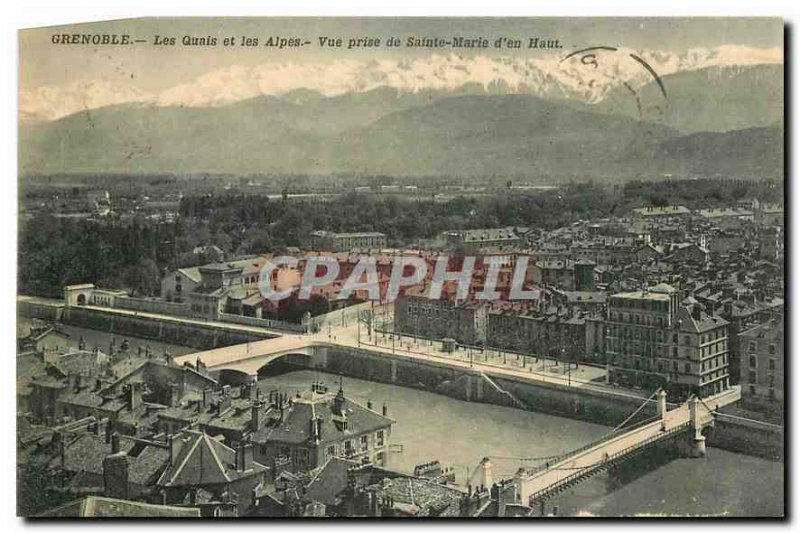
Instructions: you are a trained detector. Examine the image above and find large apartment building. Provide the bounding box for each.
[605,283,730,399]
[310,231,387,252]
[394,294,487,346]
[739,318,784,410]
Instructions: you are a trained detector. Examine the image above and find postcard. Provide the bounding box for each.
[17,17,784,518]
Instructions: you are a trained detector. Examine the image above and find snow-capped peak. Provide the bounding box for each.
[20,45,782,121]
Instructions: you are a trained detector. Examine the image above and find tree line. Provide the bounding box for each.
[18,178,780,298]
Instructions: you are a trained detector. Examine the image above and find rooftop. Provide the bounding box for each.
[36,496,201,518]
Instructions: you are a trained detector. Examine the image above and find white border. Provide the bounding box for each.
[4,1,796,531]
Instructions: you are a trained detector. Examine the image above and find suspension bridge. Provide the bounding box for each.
[468,386,740,507]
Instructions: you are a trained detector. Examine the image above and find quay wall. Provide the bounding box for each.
[293,345,782,461]
[705,413,784,461]
[18,301,274,350]
[303,345,661,427]
[17,299,63,322]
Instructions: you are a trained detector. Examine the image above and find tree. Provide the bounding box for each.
[121,258,162,296]
[358,309,376,340]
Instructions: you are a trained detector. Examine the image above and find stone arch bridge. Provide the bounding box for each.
[173,335,323,377]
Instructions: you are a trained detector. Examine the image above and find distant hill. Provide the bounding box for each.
[641,126,784,177]
[597,64,783,134]
[328,94,678,178]
[19,87,783,179]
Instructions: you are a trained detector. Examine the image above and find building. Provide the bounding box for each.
[160,268,202,303]
[531,259,595,290]
[739,318,783,413]
[758,226,783,262]
[486,305,604,364]
[310,231,387,252]
[394,294,488,346]
[438,227,522,253]
[156,430,270,516]
[605,283,730,398]
[251,382,395,474]
[36,496,201,518]
[632,205,691,219]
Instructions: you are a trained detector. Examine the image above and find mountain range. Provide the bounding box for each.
[19,62,784,180]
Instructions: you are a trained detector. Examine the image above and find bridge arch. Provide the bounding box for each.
[209,346,317,377]
[256,352,314,377]
[217,368,255,386]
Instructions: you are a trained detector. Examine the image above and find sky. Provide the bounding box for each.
[19,17,784,120]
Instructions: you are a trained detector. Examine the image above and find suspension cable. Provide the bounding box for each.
[611,388,660,433]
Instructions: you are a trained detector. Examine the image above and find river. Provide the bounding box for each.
[17,319,783,517]
[260,368,784,517]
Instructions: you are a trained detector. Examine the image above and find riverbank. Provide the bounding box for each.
[295,344,783,462]
[18,298,783,461]
[18,297,276,350]
[262,368,784,517]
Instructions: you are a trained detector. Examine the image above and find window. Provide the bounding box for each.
[326,445,336,458]
[749,341,757,352]
[360,435,369,452]
[749,370,757,383]
[769,344,776,355]
[376,430,385,447]
[769,358,776,371]
[375,451,385,465]
[684,363,691,373]
[749,355,757,368]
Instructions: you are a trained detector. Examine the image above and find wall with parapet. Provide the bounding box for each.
[284,344,781,461]
[18,300,274,351]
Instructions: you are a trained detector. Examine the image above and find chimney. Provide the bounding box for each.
[128,382,143,412]
[51,430,64,463]
[723,301,733,318]
[169,434,183,465]
[202,388,212,409]
[236,442,253,472]
[316,417,323,439]
[248,377,258,401]
[367,400,373,410]
[111,432,121,454]
[169,382,180,407]
[382,403,388,417]
[219,395,232,414]
[251,400,262,432]
[103,445,129,500]
[67,373,79,392]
